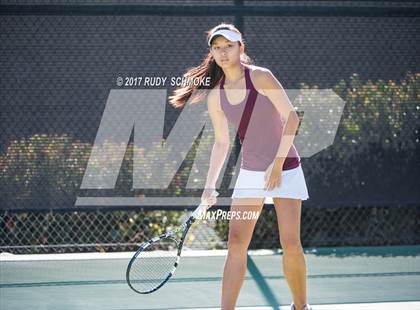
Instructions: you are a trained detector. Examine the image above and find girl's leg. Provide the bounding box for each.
[273,198,308,310]
[221,198,264,310]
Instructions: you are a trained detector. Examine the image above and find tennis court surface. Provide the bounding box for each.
[1,245,419,310]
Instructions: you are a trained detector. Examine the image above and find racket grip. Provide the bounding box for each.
[191,204,207,219]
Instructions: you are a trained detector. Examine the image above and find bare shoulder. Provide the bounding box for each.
[207,84,222,112]
[247,65,280,96]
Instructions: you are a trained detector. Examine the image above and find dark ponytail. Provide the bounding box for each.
[168,22,254,109]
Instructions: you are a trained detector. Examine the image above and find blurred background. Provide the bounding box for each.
[1,0,418,254]
[1,1,419,309]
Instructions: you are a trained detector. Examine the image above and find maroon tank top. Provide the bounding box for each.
[220,65,300,171]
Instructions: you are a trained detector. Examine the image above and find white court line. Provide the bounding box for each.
[0,249,282,262]
[182,301,420,310]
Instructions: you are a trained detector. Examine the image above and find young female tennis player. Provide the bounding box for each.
[169,23,312,310]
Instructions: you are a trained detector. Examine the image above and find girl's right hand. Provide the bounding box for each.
[201,188,219,209]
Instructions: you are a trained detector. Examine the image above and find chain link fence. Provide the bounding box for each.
[1,203,418,254]
[1,1,419,254]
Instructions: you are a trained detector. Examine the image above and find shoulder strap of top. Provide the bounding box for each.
[244,66,251,90]
[244,66,259,92]
[220,74,225,88]
[237,66,258,144]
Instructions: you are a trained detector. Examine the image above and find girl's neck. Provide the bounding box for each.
[223,64,245,85]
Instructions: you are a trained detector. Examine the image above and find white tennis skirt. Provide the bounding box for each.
[231,164,309,204]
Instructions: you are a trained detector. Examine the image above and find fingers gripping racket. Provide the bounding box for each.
[126,190,219,294]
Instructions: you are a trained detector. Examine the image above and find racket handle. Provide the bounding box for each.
[191,204,207,219]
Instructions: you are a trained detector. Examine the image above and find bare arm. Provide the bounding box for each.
[254,69,300,168]
[203,88,230,194]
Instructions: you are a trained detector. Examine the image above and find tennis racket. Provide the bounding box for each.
[126,190,219,294]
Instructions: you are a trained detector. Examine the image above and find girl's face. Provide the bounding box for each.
[210,36,243,68]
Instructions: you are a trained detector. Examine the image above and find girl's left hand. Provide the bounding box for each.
[264,159,283,191]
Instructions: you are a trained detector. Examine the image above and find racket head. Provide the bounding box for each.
[126,235,180,294]
[126,192,219,294]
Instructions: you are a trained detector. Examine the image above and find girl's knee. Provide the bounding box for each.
[280,238,303,254]
[227,229,251,251]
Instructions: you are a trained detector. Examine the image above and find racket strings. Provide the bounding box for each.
[128,237,179,293]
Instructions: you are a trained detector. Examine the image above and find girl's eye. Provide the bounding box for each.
[212,44,232,50]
